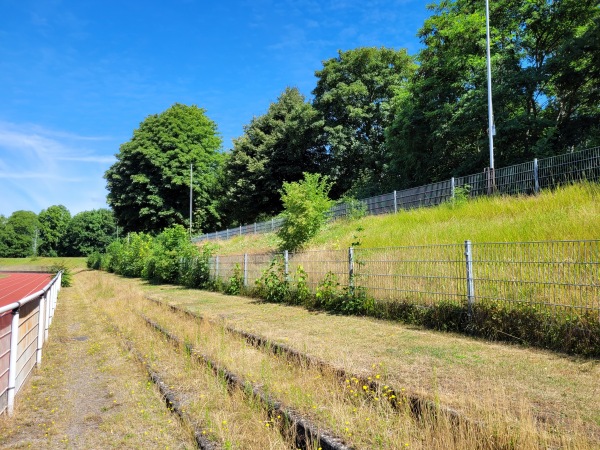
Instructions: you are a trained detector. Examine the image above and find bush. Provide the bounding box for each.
[179,244,216,288]
[144,225,195,284]
[49,262,72,287]
[254,256,290,303]
[225,263,244,295]
[86,252,103,270]
[277,173,333,252]
[338,196,367,221]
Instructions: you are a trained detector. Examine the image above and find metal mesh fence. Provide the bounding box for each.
[538,147,600,189]
[470,240,600,313]
[193,146,600,242]
[207,240,600,316]
[287,249,349,291]
[354,245,466,306]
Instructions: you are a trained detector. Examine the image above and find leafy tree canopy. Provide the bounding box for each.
[63,209,115,256]
[312,46,415,197]
[220,87,328,225]
[105,103,223,234]
[385,0,600,188]
[38,205,71,257]
[0,210,38,258]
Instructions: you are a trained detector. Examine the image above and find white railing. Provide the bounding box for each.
[0,272,62,415]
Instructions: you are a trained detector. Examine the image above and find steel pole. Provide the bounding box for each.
[189,163,193,236]
[485,0,495,170]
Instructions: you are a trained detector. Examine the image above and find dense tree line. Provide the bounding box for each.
[4,1,593,253]
[0,207,116,258]
[104,0,598,236]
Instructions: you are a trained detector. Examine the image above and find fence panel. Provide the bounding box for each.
[16,301,39,393]
[494,160,536,195]
[287,249,349,292]
[0,313,11,414]
[396,180,454,210]
[455,171,488,197]
[206,240,600,319]
[213,254,244,282]
[365,192,396,215]
[538,147,600,189]
[471,240,600,314]
[354,245,465,305]
[246,253,278,287]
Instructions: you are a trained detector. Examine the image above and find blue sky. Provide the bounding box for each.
[0,0,431,216]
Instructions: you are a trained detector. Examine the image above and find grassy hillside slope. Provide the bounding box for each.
[207,182,600,255]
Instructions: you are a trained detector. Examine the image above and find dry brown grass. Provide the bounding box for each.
[137,294,594,449]
[143,280,600,448]
[3,269,598,449]
[0,270,195,449]
[89,272,290,450]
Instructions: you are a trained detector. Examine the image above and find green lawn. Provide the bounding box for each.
[206,182,600,255]
[0,257,87,270]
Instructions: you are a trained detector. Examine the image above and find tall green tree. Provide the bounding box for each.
[312,47,415,197]
[0,210,38,257]
[220,87,327,225]
[38,205,71,257]
[386,0,599,188]
[63,209,116,256]
[105,103,223,234]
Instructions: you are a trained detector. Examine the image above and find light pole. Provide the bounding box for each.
[189,163,193,236]
[485,0,496,193]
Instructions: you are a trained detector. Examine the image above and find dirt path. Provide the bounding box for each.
[0,271,195,449]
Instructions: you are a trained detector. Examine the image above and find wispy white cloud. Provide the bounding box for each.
[0,121,115,215]
[56,156,115,164]
[0,172,84,181]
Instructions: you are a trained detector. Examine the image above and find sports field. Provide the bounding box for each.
[0,272,52,309]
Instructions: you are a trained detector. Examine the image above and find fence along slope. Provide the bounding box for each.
[194,146,600,242]
[207,240,599,317]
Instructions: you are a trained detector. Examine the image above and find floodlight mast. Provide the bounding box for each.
[485,0,495,170]
[189,163,193,236]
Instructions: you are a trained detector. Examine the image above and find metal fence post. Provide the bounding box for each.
[393,190,397,214]
[533,158,539,194]
[254,222,257,234]
[239,225,242,236]
[215,255,220,280]
[243,253,248,287]
[7,308,20,415]
[464,240,475,316]
[348,247,355,295]
[271,218,274,231]
[451,177,455,199]
[284,250,289,281]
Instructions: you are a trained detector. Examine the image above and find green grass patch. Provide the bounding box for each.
[0,257,87,270]
[207,182,600,255]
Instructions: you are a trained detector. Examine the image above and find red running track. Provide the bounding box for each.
[0,273,53,309]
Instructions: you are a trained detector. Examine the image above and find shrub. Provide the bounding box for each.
[49,262,72,287]
[225,263,244,295]
[254,255,290,303]
[86,252,103,270]
[277,173,333,252]
[179,244,216,288]
[144,225,195,284]
[292,265,311,305]
[338,196,367,221]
